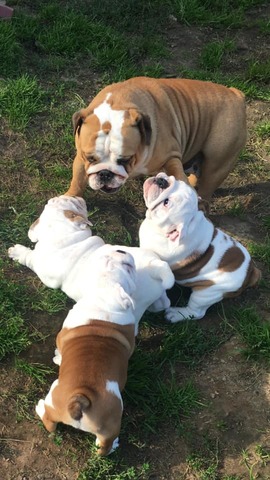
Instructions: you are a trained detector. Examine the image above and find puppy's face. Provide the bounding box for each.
[28,195,92,243]
[143,173,199,242]
[73,97,152,193]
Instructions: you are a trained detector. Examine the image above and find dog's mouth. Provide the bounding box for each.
[100,185,121,194]
[166,228,179,242]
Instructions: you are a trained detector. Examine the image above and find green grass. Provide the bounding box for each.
[0,260,32,359]
[230,306,270,362]
[248,236,270,270]
[1,0,270,478]
[0,75,44,130]
[169,0,266,27]
[15,359,55,384]
[255,121,270,139]
[199,40,235,71]
[78,444,150,480]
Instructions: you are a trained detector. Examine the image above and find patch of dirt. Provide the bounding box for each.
[1,4,270,480]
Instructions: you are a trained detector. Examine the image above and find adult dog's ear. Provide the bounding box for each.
[129,109,152,145]
[72,108,88,135]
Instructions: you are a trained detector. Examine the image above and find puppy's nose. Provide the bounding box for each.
[98,170,114,183]
[154,177,169,189]
[116,250,126,254]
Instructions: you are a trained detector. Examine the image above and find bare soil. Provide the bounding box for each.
[1,4,270,479]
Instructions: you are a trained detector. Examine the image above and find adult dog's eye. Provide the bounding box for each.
[86,154,97,164]
[163,198,169,206]
[117,157,131,166]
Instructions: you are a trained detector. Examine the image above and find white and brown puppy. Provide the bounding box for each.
[139,173,261,322]
[66,76,246,201]
[8,196,174,331]
[36,249,136,456]
[8,195,105,299]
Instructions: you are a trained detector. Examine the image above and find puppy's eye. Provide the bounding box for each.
[163,198,169,206]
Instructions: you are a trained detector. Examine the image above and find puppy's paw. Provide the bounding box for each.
[53,349,62,366]
[110,437,120,454]
[8,244,28,262]
[165,307,196,323]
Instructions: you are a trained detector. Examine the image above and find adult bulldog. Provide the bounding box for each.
[65,76,246,201]
[139,173,261,322]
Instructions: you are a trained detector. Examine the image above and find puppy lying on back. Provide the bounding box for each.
[8,195,174,331]
[139,173,261,322]
[36,249,137,456]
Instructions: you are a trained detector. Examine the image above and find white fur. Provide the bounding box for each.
[35,379,59,421]
[8,196,174,333]
[106,380,123,410]
[87,98,129,190]
[95,436,120,455]
[140,173,256,322]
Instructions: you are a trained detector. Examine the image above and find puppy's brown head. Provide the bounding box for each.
[73,96,152,193]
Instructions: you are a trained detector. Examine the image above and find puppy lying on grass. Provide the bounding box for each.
[8,195,174,332]
[139,173,261,322]
[36,249,137,456]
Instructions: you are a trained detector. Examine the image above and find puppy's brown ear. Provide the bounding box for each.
[68,394,91,420]
[129,109,152,146]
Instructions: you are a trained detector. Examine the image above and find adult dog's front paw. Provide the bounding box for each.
[35,399,46,419]
[8,244,28,262]
[165,307,195,323]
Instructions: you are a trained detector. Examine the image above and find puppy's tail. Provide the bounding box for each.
[68,393,91,421]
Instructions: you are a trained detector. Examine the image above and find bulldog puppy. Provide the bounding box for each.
[65,76,246,201]
[8,196,174,330]
[36,249,136,456]
[139,173,261,322]
[94,244,175,334]
[8,195,105,299]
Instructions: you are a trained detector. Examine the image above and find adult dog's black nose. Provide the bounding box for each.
[154,177,169,189]
[98,170,114,183]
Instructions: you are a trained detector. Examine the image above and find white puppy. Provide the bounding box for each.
[139,173,261,322]
[36,248,137,456]
[8,195,174,332]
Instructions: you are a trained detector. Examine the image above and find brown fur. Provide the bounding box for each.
[65,77,246,200]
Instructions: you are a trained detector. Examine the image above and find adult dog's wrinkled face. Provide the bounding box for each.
[143,173,199,242]
[73,94,152,193]
[28,196,92,243]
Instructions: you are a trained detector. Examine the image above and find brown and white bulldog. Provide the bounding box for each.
[65,76,246,201]
[36,250,136,456]
[139,173,261,322]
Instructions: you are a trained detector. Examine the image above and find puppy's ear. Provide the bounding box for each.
[116,285,135,310]
[68,394,90,420]
[28,218,40,243]
[72,108,88,135]
[129,109,152,145]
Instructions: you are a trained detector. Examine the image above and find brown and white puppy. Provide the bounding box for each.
[66,76,246,201]
[139,173,261,322]
[36,250,136,456]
